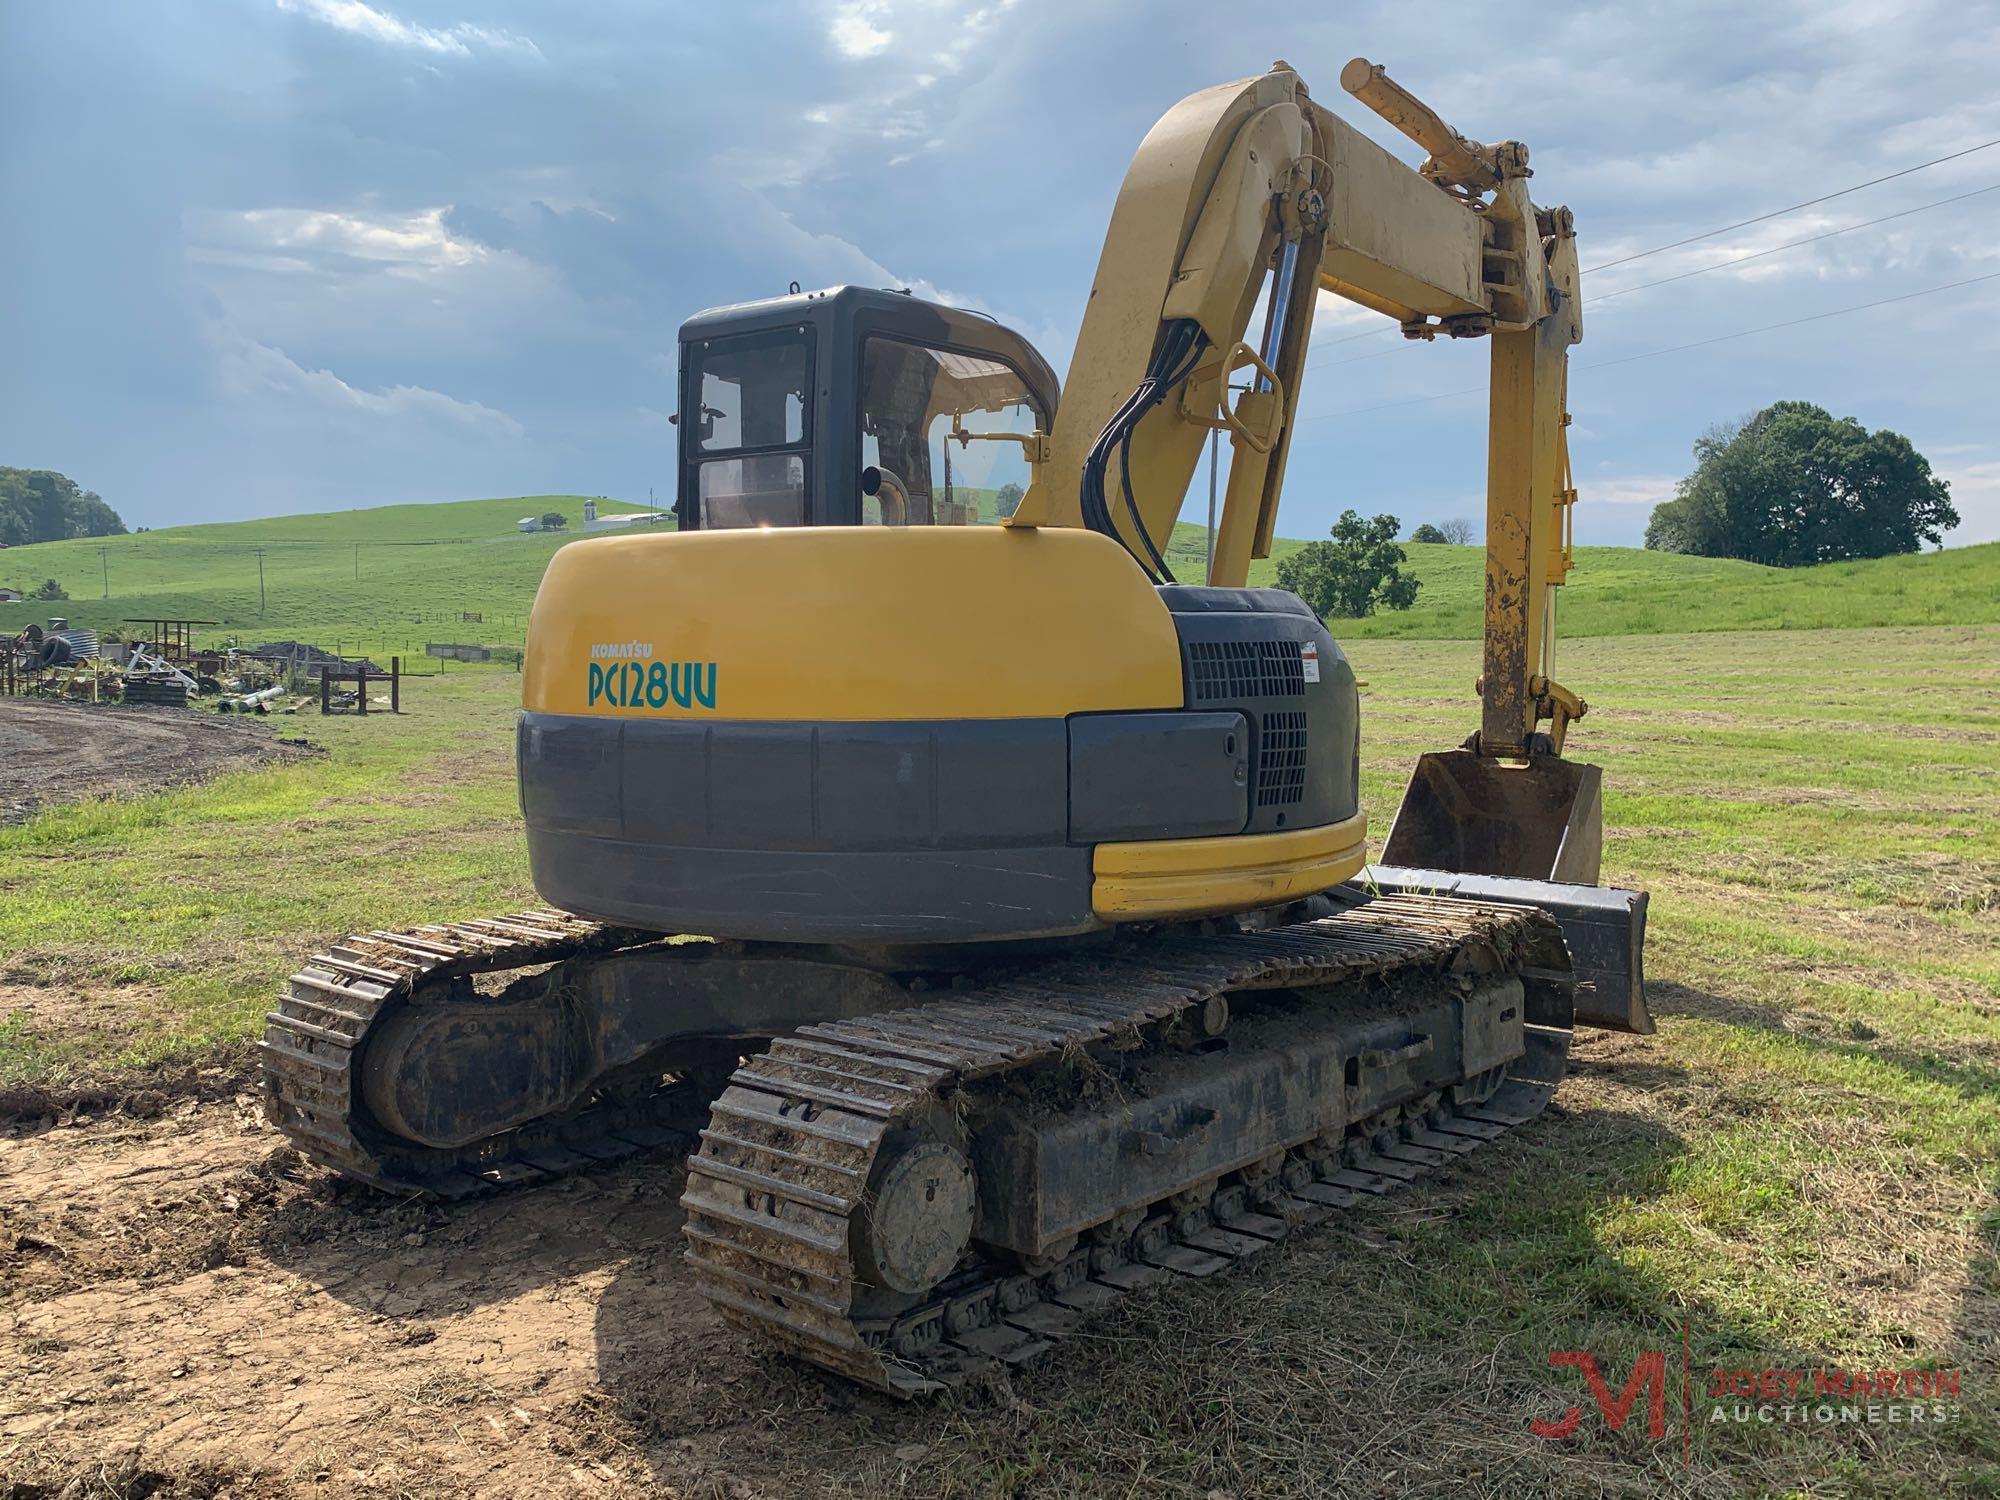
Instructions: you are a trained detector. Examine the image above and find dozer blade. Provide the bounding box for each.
[1371,750,1652,1035]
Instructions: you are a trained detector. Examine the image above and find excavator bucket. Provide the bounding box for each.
[1373,749,1653,1034]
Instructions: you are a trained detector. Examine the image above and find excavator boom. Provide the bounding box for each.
[1012,59,1583,741]
[1009,58,1647,1032]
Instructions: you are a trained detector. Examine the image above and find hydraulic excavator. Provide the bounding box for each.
[264,58,1651,1394]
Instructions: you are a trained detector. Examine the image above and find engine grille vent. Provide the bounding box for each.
[1187,639,1306,702]
[1257,711,1309,808]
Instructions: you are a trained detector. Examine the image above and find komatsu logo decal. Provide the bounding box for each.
[586,647,717,710]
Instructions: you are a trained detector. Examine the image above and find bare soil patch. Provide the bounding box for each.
[0,1102,938,1498]
[0,701,314,825]
[1,1041,1990,1498]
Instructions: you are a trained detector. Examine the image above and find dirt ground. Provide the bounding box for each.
[1,1031,1990,1499]
[0,701,309,825]
[0,1091,964,1499]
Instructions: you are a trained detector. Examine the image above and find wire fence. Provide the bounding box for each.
[200,613,534,675]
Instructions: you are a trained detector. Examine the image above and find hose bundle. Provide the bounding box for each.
[1078,318,1209,585]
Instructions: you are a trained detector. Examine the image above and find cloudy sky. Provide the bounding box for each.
[3,0,1996,545]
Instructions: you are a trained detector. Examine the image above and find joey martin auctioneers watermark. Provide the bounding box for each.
[1530,1324,1964,1468]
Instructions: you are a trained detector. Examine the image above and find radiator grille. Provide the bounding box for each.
[1187,639,1306,702]
[1257,711,1309,808]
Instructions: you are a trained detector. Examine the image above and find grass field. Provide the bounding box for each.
[4,496,1995,660]
[1159,523,2000,639]
[2,622,1995,1494]
[0,495,656,654]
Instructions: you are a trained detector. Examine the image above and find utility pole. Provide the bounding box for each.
[98,546,109,599]
[255,549,266,616]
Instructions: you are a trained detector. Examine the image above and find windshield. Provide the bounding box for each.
[859,337,1042,525]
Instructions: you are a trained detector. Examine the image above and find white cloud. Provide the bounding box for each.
[219,333,523,438]
[828,3,892,58]
[1583,474,1679,507]
[274,0,539,60]
[789,0,1017,180]
[1937,458,2000,544]
[192,206,489,274]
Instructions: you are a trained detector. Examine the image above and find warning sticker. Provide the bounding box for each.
[1300,641,1320,683]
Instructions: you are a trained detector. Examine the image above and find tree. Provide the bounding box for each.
[1410,523,1448,544]
[540,511,568,531]
[1645,401,1957,565]
[1276,510,1420,618]
[1438,517,1474,545]
[994,482,1025,520]
[0,469,126,547]
[32,578,68,601]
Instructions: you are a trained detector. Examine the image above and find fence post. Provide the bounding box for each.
[320,670,330,715]
[391,657,400,714]
[358,664,368,714]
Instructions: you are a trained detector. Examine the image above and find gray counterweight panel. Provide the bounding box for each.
[519,711,1099,942]
[1068,711,1248,841]
[521,713,1069,852]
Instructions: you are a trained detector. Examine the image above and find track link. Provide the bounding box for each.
[681,893,1573,1395]
[260,909,697,1195]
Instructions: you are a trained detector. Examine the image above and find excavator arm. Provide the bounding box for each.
[1013,59,1648,1034]
[1009,57,1584,758]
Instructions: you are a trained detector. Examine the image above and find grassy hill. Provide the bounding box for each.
[3,495,1993,655]
[0,495,658,654]
[1162,523,2000,638]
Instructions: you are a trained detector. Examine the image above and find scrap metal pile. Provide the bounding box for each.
[3,622,246,709]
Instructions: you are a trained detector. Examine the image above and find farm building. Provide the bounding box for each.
[581,498,667,531]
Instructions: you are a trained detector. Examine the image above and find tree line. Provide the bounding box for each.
[0,469,126,547]
[1268,399,1959,625]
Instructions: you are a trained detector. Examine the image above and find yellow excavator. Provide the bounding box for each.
[264,58,1650,1394]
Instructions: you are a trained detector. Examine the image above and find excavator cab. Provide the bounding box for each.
[673,286,1058,533]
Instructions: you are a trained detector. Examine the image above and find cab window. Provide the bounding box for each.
[858,337,1042,526]
[688,329,812,528]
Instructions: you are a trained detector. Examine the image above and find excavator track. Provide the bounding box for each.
[682,892,1574,1395]
[264,895,1573,1396]
[261,910,700,1195]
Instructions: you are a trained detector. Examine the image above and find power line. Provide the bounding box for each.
[1299,193,1995,373]
[1588,183,2000,302]
[1300,142,2000,367]
[1586,270,2000,370]
[1581,137,2000,274]
[1295,270,2000,423]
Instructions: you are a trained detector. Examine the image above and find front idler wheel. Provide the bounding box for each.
[851,1122,975,1309]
